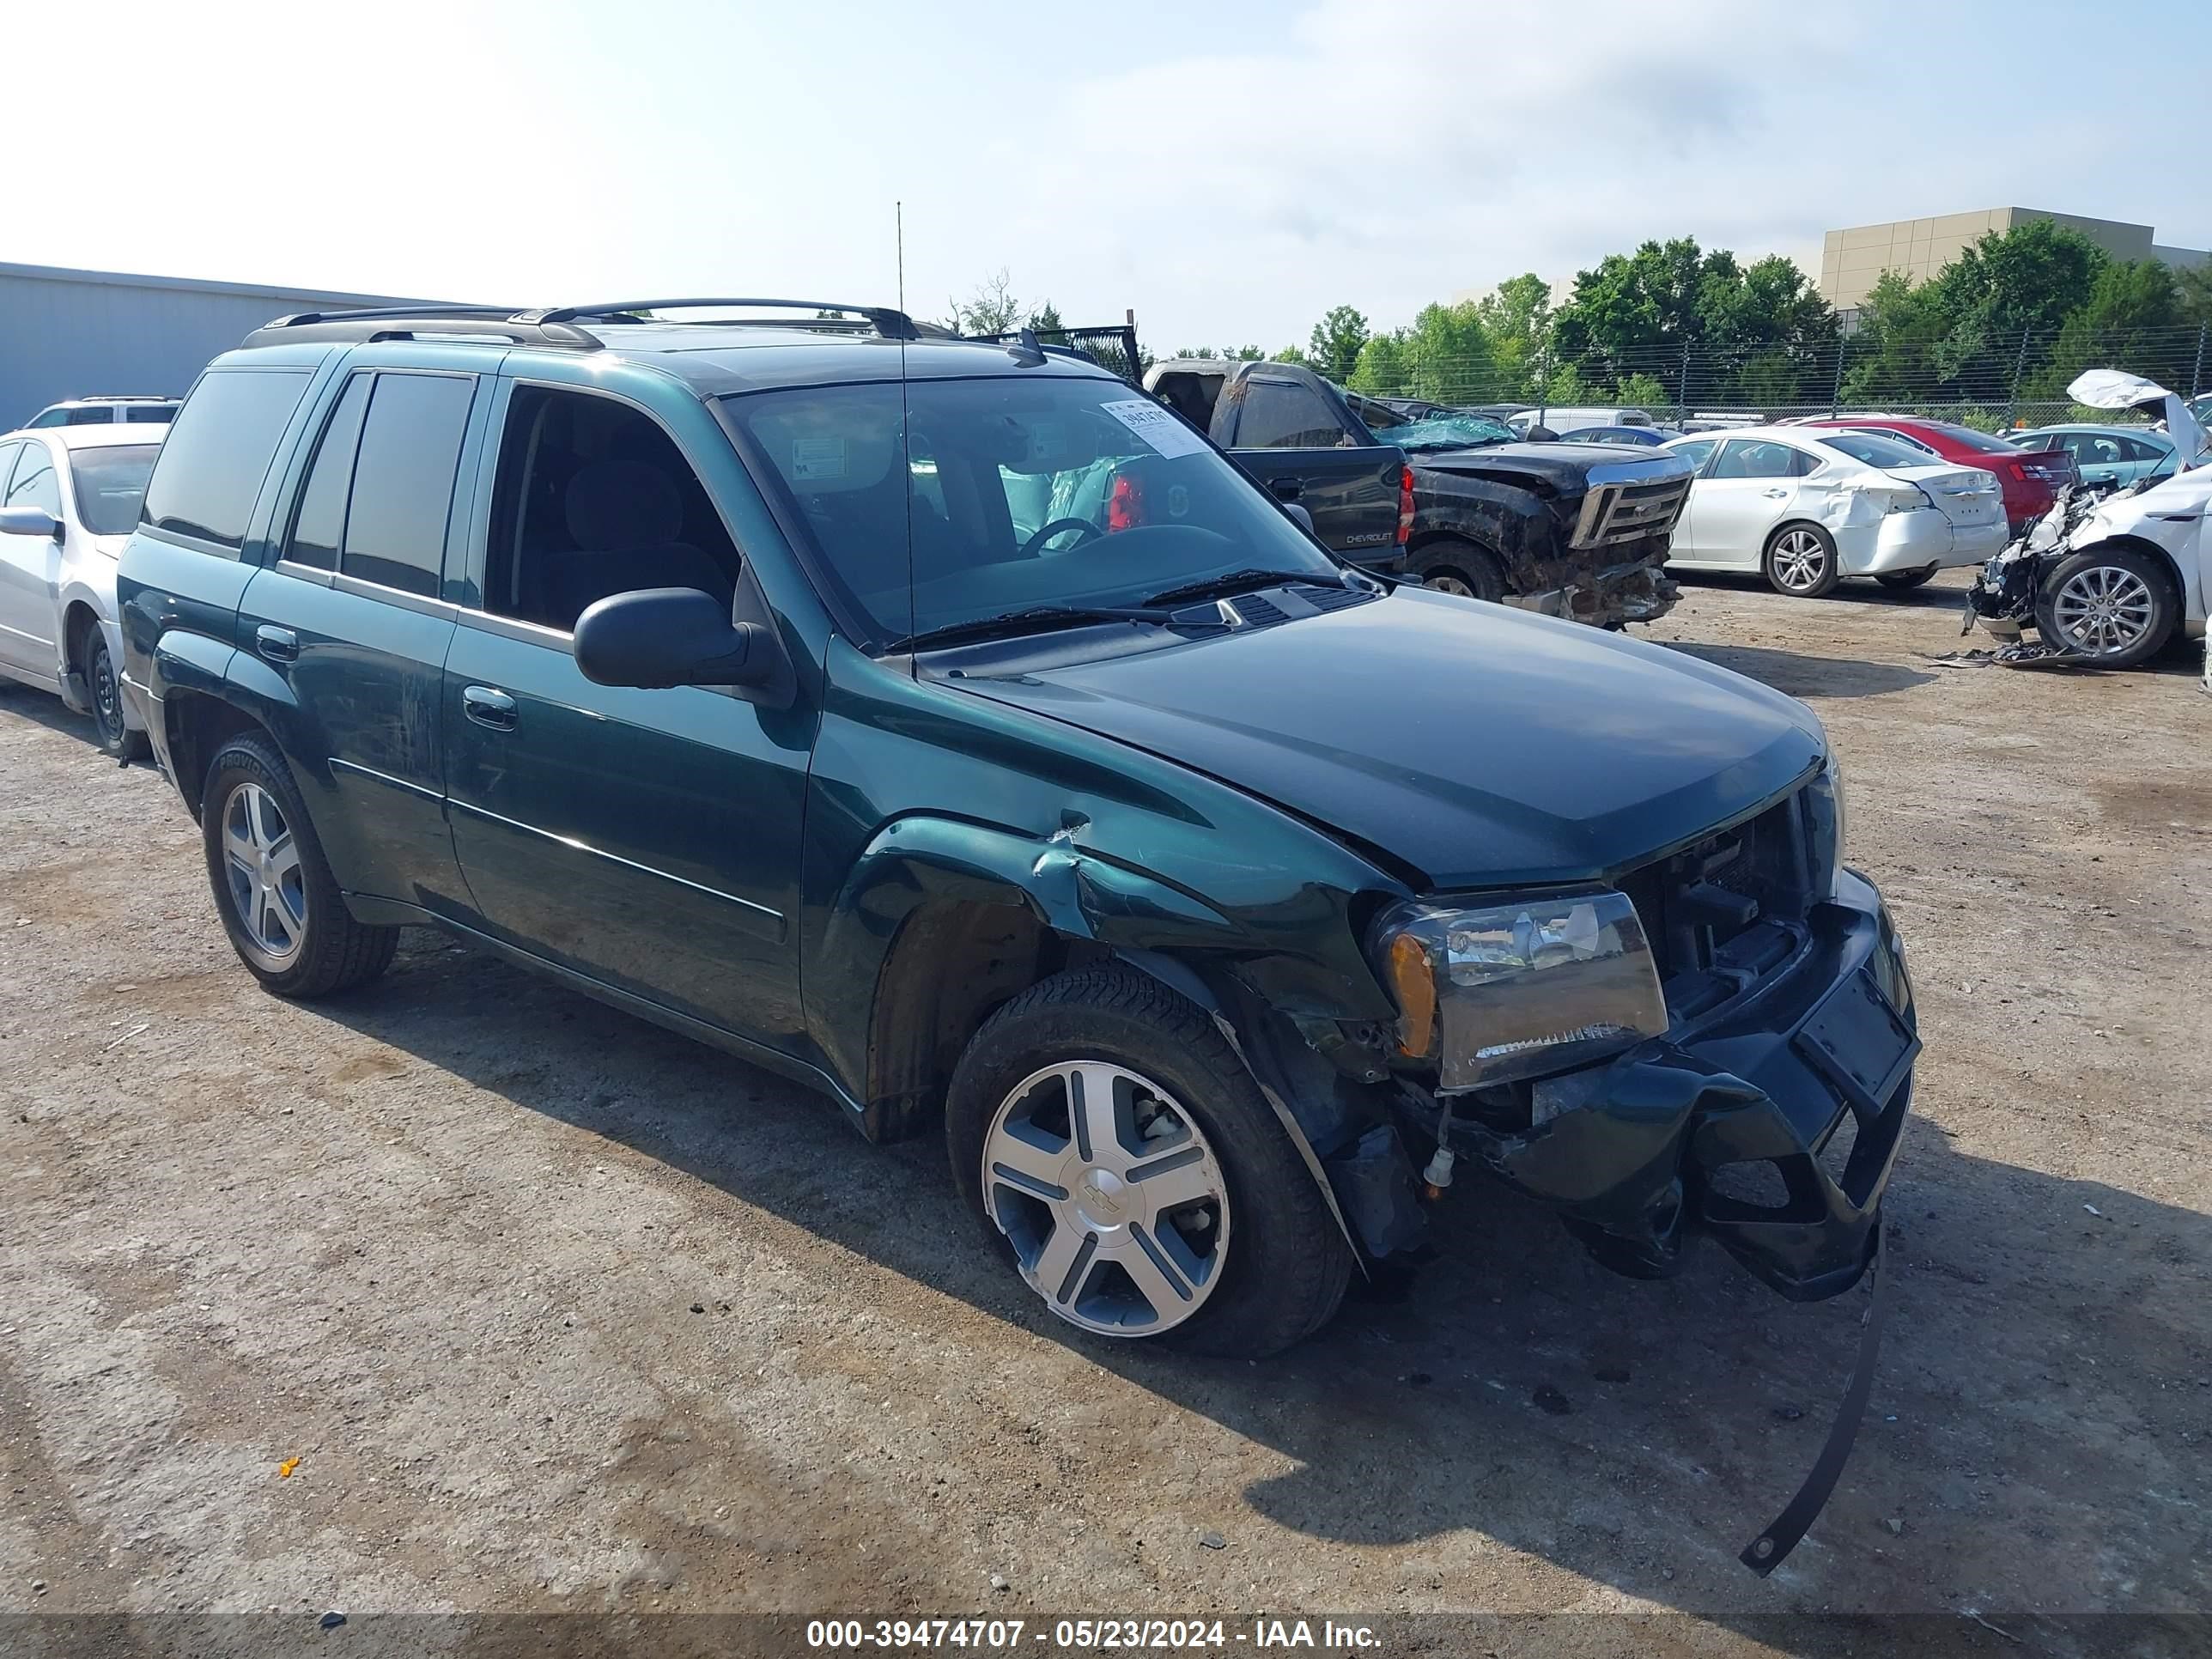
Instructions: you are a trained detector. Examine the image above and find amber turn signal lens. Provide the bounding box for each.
[1387,930,1437,1057]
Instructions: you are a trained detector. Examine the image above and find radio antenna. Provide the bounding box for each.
[896,200,905,315]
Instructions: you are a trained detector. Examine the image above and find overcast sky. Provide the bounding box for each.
[16,0,2208,351]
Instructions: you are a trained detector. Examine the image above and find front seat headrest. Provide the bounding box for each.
[565,460,684,550]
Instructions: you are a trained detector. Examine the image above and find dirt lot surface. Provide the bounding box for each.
[3,570,2208,1654]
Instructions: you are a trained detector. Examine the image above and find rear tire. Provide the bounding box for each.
[1875,566,1936,591]
[201,733,398,998]
[1763,523,1840,599]
[1413,538,1506,603]
[2034,544,2176,669]
[946,966,1352,1358]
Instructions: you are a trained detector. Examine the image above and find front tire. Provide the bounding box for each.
[946,966,1352,1358]
[1764,523,1840,599]
[1413,538,1506,603]
[201,733,398,998]
[2035,545,2176,669]
[79,624,149,763]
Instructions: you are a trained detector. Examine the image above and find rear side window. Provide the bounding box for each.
[283,374,374,570]
[142,369,313,551]
[1711,439,1816,479]
[337,374,475,597]
[125,405,176,425]
[1234,380,1346,448]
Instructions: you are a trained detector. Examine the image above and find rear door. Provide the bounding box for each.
[1216,371,1402,560]
[234,355,486,910]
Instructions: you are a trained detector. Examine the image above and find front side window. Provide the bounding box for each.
[1711,439,1814,479]
[141,368,313,550]
[27,410,65,428]
[339,374,475,597]
[483,385,742,633]
[725,374,1342,646]
[4,442,62,518]
[62,406,115,425]
[1233,380,1348,448]
[67,445,160,536]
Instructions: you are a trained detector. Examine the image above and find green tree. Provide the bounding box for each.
[1268,344,1312,366]
[1025,301,1066,343]
[947,269,1023,336]
[1402,301,1497,403]
[1841,270,1948,406]
[1474,274,1553,399]
[2032,260,2191,396]
[2178,262,2212,330]
[1615,371,1668,410]
[1926,221,2106,389]
[1347,332,1414,397]
[1307,306,1370,382]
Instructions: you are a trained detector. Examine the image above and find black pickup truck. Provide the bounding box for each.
[1145,359,1691,629]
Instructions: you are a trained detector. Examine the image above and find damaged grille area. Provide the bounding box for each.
[1617,787,1814,1025]
[1571,477,1691,550]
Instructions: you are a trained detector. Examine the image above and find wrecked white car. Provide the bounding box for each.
[1965,372,2209,668]
[1658,426,2008,598]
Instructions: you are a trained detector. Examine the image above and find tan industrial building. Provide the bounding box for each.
[1820,209,2209,311]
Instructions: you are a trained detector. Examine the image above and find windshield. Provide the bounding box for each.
[67,444,160,535]
[1817,430,1942,471]
[726,376,1341,645]
[1377,414,1516,453]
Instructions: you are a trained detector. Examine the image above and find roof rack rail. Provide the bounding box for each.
[243,296,922,352]
[516,298,921,341]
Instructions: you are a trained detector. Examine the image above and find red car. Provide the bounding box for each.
[1797,417,2074,532]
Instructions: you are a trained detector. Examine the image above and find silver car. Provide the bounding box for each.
[0,422,167,757]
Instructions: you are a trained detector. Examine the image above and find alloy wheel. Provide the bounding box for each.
[1424,574,1474,598]
[2051,564,2155,656]
[1771,530,1828,593]
[981,1060,1231,1337]
[220,781,307,966]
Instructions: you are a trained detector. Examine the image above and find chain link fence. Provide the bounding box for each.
[963,324,1144,385]
[1370,323,2212,431]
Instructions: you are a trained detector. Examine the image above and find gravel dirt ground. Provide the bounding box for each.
[2,569,2207,1655]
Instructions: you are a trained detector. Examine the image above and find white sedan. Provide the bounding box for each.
[0,422,166,758]
[1658,426,2008,598]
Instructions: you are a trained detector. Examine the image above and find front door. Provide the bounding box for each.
[1686,437,1817,570]
[234,361,483,910]
[0,441,61,677]
[442,378,811,1052]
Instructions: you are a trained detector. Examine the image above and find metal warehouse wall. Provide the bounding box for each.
[0,262,445,430]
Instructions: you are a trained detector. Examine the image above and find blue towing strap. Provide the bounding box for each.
[1740,1219,1890,1575]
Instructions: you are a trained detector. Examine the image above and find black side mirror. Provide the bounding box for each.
[0,505,64,541]
[573,587,766,690]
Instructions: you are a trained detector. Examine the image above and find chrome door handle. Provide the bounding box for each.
[462,684,518,731]
[255,624,299,662]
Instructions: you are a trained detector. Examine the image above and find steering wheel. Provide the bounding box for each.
[1020,517,1102,558]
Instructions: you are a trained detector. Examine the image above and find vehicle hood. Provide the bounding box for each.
[1409,442,1690,497]
[944,586,1824,890]
[2081,466,2212,547]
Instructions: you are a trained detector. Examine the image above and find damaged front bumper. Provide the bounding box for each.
[1449,867,1914,1301]
[1500,554,1680,629]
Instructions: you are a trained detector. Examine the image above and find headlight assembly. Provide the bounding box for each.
[1374,889,1668,1092]
[1803,749,1847,894]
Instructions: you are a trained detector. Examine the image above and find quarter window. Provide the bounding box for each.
[141,368,313,551]
[3,442,62,518]
[1234,380,1347,449]
[338,374,475,598]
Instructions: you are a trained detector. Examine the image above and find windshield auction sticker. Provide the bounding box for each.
[791,436,848,480]
[1098,399,1210,459]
